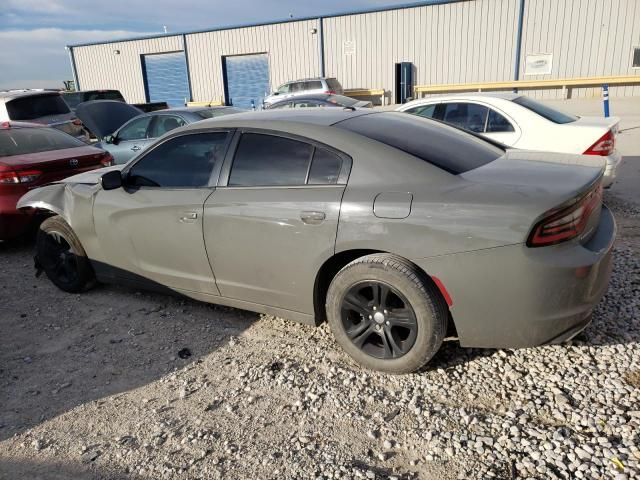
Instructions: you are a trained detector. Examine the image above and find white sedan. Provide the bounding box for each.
[397,93,621,187]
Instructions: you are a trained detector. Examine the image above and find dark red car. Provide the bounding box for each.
[0,121,112,240]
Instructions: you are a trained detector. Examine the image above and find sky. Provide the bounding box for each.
[0,0,413,90]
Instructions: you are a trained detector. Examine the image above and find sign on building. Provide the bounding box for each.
[524,53,553,75]
[343,41,356,56]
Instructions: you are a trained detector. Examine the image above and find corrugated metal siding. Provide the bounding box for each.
[186,20,319,103]
[323,0,519,100]
[519,0,640,98]
[74,36,183,103]
[70,0,640,104]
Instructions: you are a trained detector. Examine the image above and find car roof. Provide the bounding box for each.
[0,89,62,100]
[190,108,373,128]
[418,92,521,102]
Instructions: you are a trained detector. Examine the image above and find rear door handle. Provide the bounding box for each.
[179,211,198,222]
[300,211,326,225]
[131,145,141,152]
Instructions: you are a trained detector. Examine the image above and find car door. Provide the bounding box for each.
[203,130,350,314]
[93,130,232,294]
[109,115,153,164]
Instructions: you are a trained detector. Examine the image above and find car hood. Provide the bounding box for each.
[53,163,125,185]
[76,100,143,139]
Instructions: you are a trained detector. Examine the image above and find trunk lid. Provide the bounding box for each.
[0,145,107,186]
[75,100,143,140]
[573,115,620,134]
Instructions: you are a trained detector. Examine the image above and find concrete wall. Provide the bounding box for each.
[71,0,640,104]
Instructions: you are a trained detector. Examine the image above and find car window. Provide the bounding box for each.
[228,133,313,186]
[326,78,343,91]
[486,109,515,133]
[5,94,70,120]
[0,127,84,157]
[149,115,186,138]
[277,84,290,94]
[127,132,229,188]
[326,95,359,107]
[118,116,152,141]
[307,148,342,184]
[304,80,323,90]
[290,82,305,93]
[405,104,437,118]
[512,96,577,124]
[61,92,83,110]
[295,101,321,108]
[270,102,293,109]
[336,112,504,175]
[441,103,489,133]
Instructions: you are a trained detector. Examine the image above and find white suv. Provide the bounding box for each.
[263,77,343,106]
[0,90,84,138]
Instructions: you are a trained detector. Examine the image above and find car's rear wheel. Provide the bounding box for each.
[326,254,447,374]
[36,215,95,293]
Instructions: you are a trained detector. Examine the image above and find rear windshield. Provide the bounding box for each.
[335,112,504,174]
[326,78,343,91]
[0,127,84,157]
[326,95,360,107]
[513,96,577,124]
[195,107,245,119]
[6,94,70,120]
[63,90,125,109]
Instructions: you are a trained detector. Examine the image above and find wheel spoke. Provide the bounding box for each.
[386,310,416,328]
[350,323,375,348]
[378,283,390,309]
[343,292,370,317]
[346,320,371,340]
[383,327,405,357]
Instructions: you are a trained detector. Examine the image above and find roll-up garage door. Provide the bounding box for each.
[223,54,270,109]
[142,51,190,107]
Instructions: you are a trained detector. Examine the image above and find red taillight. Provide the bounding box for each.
[584,130,614,156]
[72,118,82,126]
[0,169,42,185]
[527,183,603,247]
[324,90,336,94]
[100,152,114,167]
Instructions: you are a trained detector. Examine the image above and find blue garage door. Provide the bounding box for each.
[224,54,270,109]
[143,52,190,107]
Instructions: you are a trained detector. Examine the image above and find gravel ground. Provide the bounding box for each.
[0,192,638,480]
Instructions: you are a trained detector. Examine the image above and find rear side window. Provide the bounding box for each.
[0,127,84,157]
[486,109,515,132]
[513,96,577,124]
[229,133,312,186]
[127,132,229,188]
[336,112,504,174]
[304,81,323,90]
[6,94,70,120]
[326,78,343,91]
[308,148,342,184]
[270,102,293,109]
[290,82,305,93]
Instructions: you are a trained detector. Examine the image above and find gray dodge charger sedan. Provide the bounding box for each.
[17,110,615,373]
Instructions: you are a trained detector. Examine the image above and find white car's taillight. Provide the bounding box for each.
[583,130,615,156]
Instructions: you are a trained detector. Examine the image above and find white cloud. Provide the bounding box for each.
[0,28,150,90]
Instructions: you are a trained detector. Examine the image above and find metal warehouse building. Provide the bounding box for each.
[68,0,640,108]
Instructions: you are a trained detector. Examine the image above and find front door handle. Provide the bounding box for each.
[131,145,141,152]
[179,211,198,222]
[300,211,326,225]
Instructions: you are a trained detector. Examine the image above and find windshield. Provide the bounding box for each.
[335,112,504,174]
[326,78,343,91]
[513,96,577,124]
[6,94,71,120]
[0,127,84,157]
[195,107,245,119]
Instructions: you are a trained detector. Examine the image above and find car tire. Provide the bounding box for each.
[326,254,447,374]
[36,215,95,293]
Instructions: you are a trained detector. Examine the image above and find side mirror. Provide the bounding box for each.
[100,170,123,190]
[105,134,119,145]
[273,92,280,96]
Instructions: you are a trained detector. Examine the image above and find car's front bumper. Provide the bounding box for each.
[412,205,616,348]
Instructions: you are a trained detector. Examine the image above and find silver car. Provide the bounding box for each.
[0,90,84,139]
[263,77,344,106]
[18,110,615,374]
